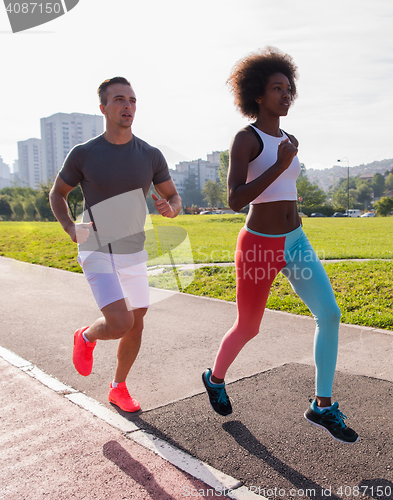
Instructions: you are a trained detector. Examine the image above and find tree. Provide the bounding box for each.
[36,193,55,221]
[356,183,373,208]
[37,180,56,221]
[181,175,204,207]
[296,174,327,209]
[24,199,37,221]
[12,200,25,221]
[67,185,84,220]
[217,150,229,203]
[0,186,35,198]
[384,168,393,177]
[385,173,393,191]
[372,173,385,198]
[0,196,12,220]
[146,184,156,215]
[332,189,351,210]
[202,180,224,207]
[330,176,357,209]
[374,196,393,216]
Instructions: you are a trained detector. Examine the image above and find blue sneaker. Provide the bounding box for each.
[304,400,359,444]
[202,369,232,416]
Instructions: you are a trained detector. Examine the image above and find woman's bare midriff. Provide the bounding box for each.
[246,200,300,235]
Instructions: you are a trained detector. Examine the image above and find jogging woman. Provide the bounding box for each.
[202,47,358,444]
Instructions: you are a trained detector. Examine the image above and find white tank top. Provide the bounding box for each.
[246,125,301,204]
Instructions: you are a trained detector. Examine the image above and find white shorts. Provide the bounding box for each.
[77,250,149,311]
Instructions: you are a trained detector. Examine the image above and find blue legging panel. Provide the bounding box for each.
[281,227,341,396]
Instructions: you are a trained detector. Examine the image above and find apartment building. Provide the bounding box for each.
[0,156,11,189]
[40,112,103,181]
[172,151,221,194]
[17,139,42,189]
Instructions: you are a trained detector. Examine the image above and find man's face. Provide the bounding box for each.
[100,83,137,129]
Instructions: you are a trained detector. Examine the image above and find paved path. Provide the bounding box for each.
[1,256,393,499]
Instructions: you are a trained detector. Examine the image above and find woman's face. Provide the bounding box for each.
[256,72,292,117]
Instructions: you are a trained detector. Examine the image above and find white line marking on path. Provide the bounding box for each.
[0,344,266,500]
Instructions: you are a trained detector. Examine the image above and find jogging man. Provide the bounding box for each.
[50,77,181,412]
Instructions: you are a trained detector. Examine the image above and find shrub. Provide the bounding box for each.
[0,196,12,220]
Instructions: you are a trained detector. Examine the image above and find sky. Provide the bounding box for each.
[1,0,393,173]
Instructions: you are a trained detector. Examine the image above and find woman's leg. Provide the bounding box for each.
[212,228,286,380]
[282,232,341,398]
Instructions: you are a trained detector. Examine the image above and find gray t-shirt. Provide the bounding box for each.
[59,134,171,256]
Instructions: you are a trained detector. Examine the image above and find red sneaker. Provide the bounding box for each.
[73,327,96,376]
[108,382,141,412]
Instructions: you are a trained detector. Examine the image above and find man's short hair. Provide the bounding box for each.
[97,77,132,105]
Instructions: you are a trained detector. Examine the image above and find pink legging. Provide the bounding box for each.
[212,226,341,397]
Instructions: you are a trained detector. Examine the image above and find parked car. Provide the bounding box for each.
[298,212,308,218]
[332,212,346,217]
[345,209,361,217]
[199,211,213,215]
[361,212,376,217]
[311,212,326,217]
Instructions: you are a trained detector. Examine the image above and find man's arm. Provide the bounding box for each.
[49,176,91,243]
[152,179,182,218]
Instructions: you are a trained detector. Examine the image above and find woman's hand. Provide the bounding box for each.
[276,139,298,171]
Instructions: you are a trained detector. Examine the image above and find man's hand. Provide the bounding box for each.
[66,222,93,243]
[152,193,177,218]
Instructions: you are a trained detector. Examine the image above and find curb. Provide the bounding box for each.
[0,344,266,500]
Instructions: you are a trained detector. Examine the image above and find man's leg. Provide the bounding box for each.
[74,254,149,411]
[77,301,148,412]
[85,303,147,382]
[73,298,136,377]
[106,306,147,413]
[84,298,136,342]
[114,307,147,383]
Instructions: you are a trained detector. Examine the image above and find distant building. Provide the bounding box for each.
[169,169,188,195]
[17,138,43,189]
[206,151,221,164]
[358,173,375,182]
[0,156,11,189]
[172,151,221,194]
[40,112,103,182]
[10,160,20,185]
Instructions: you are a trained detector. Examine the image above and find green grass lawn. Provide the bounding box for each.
[151,261,393,330]
[147,214,393,261]
[1,217,393,330]
[301,216,393,260]
[1,216,393,267]
[0,221,81,272]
